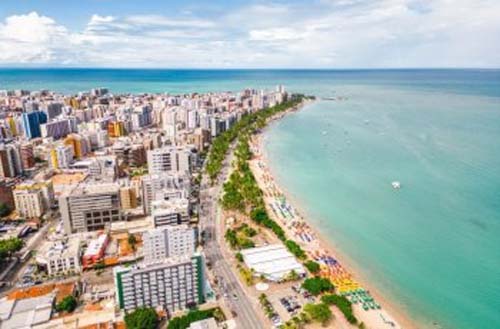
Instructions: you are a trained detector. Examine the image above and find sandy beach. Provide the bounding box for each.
[248,101,418,329]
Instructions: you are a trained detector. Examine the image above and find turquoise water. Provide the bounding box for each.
[264,85,500,329]
[1,69,499,329]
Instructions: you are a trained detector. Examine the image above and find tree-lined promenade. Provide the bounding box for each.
[205,93,366,328]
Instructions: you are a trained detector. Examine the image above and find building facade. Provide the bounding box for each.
[142,225,196,263]
[114,254,205,313]
[59,183,122,233]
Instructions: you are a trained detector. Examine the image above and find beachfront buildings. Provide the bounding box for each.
[142,225,196,263]
[114,253,205,313]
[59,183,122,233]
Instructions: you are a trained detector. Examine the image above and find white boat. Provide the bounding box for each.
[392,181,401,189]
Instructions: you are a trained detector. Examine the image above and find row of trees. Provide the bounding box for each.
[206,96,305,182]
[214,96,313,267]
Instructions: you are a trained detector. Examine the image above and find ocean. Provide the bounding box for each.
[1,68,499,329]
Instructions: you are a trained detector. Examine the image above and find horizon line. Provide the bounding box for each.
[0,67,499,71]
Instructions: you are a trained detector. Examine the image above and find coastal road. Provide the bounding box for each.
[199,147,264,329]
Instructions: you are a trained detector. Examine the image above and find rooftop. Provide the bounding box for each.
[241,244,305,282]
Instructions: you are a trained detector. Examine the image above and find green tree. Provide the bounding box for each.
[285,269,300,281]
[321,294,357,324]
[128,233,137,251]
[0,237,24,261]
[285,240,306,260]
[0,203,11,217]
[235,252,244,262]
[303,303,332,325]
[304,260,321,274]
[301,277,334,296]
[167,308,221,329]
[224,229,238,249]
[125,307,159,329]
[56,295,77,313]
[221,180,244,211]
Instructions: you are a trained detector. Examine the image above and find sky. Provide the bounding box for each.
[0,0,499,68]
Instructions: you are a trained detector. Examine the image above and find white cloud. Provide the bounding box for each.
[0,1,499,68]
[0,12,70,63]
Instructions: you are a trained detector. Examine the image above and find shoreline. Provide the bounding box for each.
[249,100,418,329]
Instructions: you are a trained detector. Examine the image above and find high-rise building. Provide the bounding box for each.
[49,145,74,169]
[119,187,137,210]
[0,179,15,210]
[147,146,193,175]
[64,133,90,159]
[20,143,35,170]
[114,253,205,313]
[14,188,45,218]
[22,111,47,139]
[142,225,196,263]
[40,118,74,140]
[44,102,63,120]
[0,144,22,178]
[14,180,54,216]
[59,183,122,233]
[141,174,190,215]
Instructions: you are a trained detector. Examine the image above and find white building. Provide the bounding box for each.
[151,198,190,227]
[143,225,196,263]
[13,188,45,218]
[51,144,74,169]
[114,253,205,313]
[240,244,306,282]
[147,146,193,175]
[36,238,81,276]
[141,174,190,215]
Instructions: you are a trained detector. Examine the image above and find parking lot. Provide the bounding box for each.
[266,284,313,323]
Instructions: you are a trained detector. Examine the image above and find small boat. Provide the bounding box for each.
[392,181,401,189]
[322,131,327,135]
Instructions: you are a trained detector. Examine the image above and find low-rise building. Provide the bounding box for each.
[240,244,306,282]
[151,198,190,228]
[36,238,82,276]
[82,234,109,268]
[13,188,44,219]
[0,295,54,329]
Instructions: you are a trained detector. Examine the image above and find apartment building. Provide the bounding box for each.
[13,188,45,218]
[142,225,196,263]
[141,173,190,215]
[151,199,190,228]
[114,253,205,313]
[146,146,193,175]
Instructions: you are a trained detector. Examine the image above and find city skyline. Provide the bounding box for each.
[0,0,499,68]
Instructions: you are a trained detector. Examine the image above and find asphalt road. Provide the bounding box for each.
[199,147,265,329]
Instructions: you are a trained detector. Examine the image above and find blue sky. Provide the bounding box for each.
[0,0,499,68]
